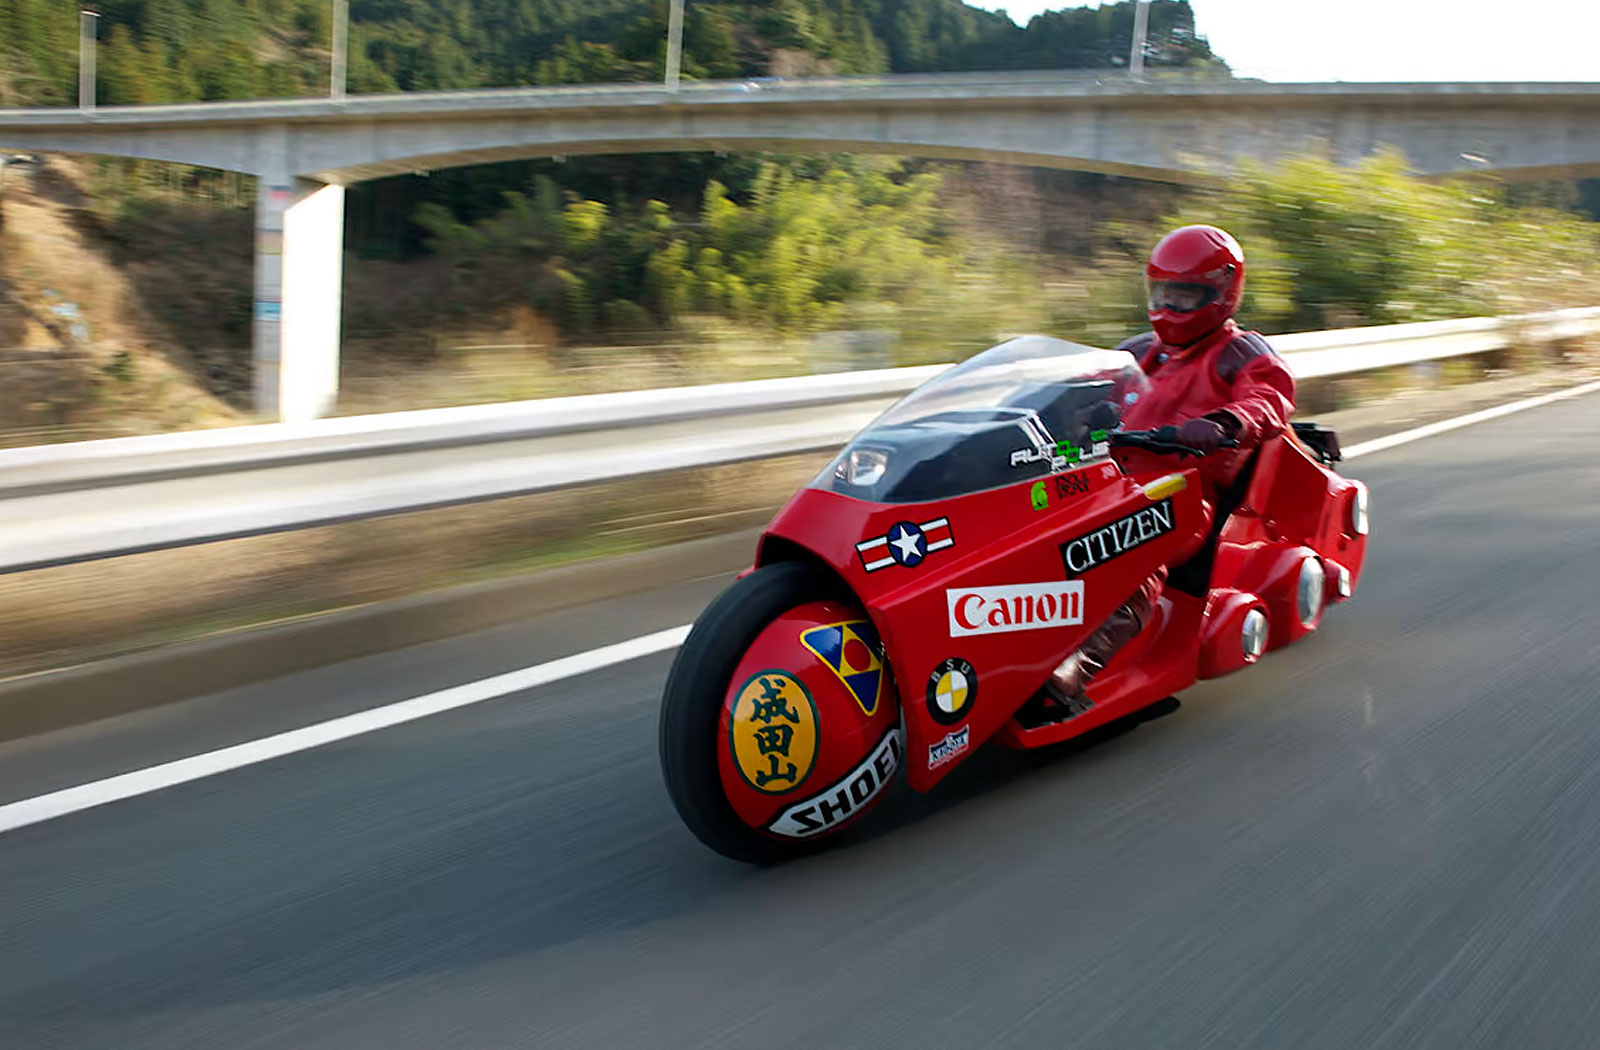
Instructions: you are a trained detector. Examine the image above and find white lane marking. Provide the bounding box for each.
[1342,378,1600,460]
[0,626,691,835]
[5,376,1600,836]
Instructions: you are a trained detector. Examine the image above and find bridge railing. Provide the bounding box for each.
[0,307,1594,575]
[0,68,1246,118]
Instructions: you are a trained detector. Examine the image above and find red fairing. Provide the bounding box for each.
[1210,436,1370,646]
[761,462,1208,793]
[1119,321,1297,493]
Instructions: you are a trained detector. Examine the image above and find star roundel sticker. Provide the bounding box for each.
[855,517,954,573]
[888,522,926,566]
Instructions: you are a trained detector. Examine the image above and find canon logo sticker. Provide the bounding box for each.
[946,582,1086,638]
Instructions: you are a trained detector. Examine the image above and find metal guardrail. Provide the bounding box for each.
[0,308,1595,575]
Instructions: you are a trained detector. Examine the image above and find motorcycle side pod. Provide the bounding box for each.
[659,335,1369,862]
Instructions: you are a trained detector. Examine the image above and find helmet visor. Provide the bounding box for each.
[1147,280,1220,314]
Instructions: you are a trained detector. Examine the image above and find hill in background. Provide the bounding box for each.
[1,0,1221,106]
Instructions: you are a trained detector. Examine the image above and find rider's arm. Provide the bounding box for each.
[1206,332,1295,449]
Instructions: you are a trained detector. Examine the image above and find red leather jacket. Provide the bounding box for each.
[1116,320,1296,493]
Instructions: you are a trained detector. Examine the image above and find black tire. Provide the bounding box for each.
[659,560,851,864]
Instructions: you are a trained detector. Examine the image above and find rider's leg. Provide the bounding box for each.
[1049,567,1166,700]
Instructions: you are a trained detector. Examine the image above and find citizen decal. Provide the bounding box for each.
[856,518,954,572]
[1059,498,1176,577]
[766,728,903,838]
[928,726,970,769]
[947,581,1085,638]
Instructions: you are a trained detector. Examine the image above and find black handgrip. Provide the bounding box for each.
[1110,427,1237,459]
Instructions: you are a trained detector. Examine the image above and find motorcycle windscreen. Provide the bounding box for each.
[813,336,1151,505]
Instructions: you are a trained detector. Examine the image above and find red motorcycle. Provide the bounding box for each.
[659,336,1369,862]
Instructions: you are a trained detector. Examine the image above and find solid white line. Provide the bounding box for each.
[5,375,1599,837]
[0,625,691,836]
[1342,378,1600,460]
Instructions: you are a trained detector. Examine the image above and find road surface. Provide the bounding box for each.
[1,392,1598,1049]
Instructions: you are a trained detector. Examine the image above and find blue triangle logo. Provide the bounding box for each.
[843,668,882,716]
[801,624,845,671]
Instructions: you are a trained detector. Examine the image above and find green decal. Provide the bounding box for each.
[1030,481,1049,511]
[1090,429,1109,442]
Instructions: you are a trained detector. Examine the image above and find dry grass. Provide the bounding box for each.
[0,157,238,445]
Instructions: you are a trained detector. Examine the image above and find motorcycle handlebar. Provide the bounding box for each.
[1109,426,1240,459]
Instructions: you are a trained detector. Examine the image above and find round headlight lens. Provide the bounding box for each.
[842,448,889,487]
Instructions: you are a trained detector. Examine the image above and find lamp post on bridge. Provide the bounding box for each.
[665,0,685,93]
[79,9,99,113]
[1129,0,1151,81]
[331,0,349,100]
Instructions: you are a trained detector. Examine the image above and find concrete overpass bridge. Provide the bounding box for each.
[3,72,1598,420]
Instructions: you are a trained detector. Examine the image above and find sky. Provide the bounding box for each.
[970,0,1600,82]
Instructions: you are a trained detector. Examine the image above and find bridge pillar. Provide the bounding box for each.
[253,178,345,422]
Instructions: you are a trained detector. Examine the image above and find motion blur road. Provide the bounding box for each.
[2,392,1598,1049]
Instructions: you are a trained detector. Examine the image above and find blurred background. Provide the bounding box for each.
[1,0,1598,675]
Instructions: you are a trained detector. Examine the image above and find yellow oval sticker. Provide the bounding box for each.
[730,670,820,795]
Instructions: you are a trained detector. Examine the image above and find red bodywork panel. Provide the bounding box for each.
[751,429,1367,794]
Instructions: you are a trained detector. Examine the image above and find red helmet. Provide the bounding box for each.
[1145,224,1245,347]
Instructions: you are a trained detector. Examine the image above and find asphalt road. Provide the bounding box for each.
[3,392,1600,1049]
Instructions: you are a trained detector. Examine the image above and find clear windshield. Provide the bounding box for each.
[814,335,1151,504]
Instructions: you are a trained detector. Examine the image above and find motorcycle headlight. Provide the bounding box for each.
[839,448,889,488]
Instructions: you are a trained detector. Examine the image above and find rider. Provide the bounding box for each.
[1042,224,1297,713]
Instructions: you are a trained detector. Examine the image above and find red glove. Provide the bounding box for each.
[1175,417,1228,453]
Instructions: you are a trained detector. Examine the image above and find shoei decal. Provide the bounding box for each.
[926,657,977,726]
[800,620,884,717]
[766,727,903,838]
[928,726,970,770]
[1059,497,1176,578]
[947,582,1085,638]
[856,518,954,573]
[728,670,820,795]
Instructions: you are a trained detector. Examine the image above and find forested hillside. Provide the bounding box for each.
[1,0,1220,106]
[0,0,1223,402]
[3,0,1597,443]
